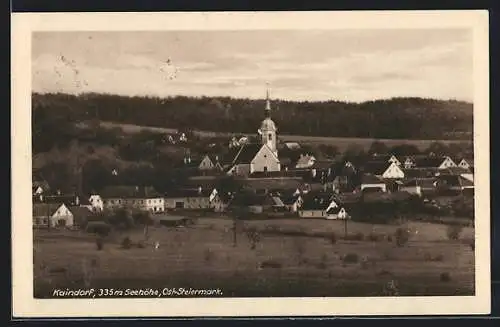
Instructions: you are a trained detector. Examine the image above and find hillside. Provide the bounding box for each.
[32,93,473,141]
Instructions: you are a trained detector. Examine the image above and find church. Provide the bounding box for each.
[226,86,281,176]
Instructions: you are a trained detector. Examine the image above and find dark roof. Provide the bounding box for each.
[413,156,450,168]
[33,203,61,217]
[438,167,471,175]
[239,177,303,192]
[301,192,336,210]
[100,185,161,198]
[68,206,93,220]
[230,192,276,207]
[311,160,335,170]
[232,143,264,165]
[459,176,474,187]
[32,180,50,190]
[281,193,301,205]
[361,173,385,185]
[184,176,219,189]
[34,194,82,206]
[164,188,214,198]
[403,168,439,178]
[362,161,391,175]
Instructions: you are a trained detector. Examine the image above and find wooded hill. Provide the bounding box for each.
[32,93,473,141]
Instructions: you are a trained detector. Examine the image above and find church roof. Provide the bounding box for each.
[231,143,263,165]
[260,118,277,132]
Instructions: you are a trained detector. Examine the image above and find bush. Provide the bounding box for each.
[440,272,451,282]
[121,236,132,249]
[87,222,111,236]
[342,253,359,264]
[330,232,337,245]
[344,232,364,241]
[259,259,282,269]
[367,232,384,242]
[446,225,463,240]
[394,227,410,247]
[95,237,104,251]
[204,248,215,263]
[136,241,145,249]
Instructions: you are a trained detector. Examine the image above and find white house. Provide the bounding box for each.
[413,155,457,169]
[295,154,316,169]
[360,174,387,192]
[88,194,104,212]
[33,203,74,228]
[100,186,165,213]
[364,161,405,179]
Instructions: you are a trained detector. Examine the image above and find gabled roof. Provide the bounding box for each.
[301,192,336,211]
[311,160,335,170]
[281,193,302,205]
[232,143,264,165]
[230,192,276,207]
[239,177,303,192]
[100,185,161,198]
[362,161,391,175]
[295,154,316,167]
[283,142,301,150]
[371,154,400,163]
[402,178,436,188]
[361,173,385,185]
[68,206,93,220]
[33,203,62,217]
[413,156,451,168]
[164,188,214,198]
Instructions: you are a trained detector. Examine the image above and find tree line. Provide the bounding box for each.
[32,92,473,141]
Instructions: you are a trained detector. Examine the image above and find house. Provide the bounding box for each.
[226,143,281,176]
[298,192,345,219]
[32,203,74,228]
[281,193,303,213]
[360,174,387,193]
[68,206,94,228]
[371,154,401,166]
[229,192,283,215]
[88,194,104,212]
[32,180,50,196]
[402,156,416,169]
[180,154,223,172]
[413,155,457,169]
[164,187,218,211]
[325,206,349,220]
[400,179,436,196]
[238,177,304,194]
[100,185,165,213]
[295,154,316,169]
[403,168,439,179]
[363,161,405,179]
[457,157,474,171]
[436,175,474,194]
[331,161,358,192]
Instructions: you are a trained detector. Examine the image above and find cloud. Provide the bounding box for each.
[32,30,473,102]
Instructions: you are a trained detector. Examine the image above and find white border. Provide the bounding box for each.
[11,10,490,317]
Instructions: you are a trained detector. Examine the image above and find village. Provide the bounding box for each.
[32,89,475,232]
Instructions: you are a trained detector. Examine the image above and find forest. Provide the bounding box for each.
[32,92,473,141]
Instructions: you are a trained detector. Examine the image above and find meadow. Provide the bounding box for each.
[97,121,471,152]
[33,217,475,298]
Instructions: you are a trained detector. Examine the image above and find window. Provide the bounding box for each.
[264,166,268,172]
[268,133,272,141]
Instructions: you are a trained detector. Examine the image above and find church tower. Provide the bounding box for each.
[259,84,278,157]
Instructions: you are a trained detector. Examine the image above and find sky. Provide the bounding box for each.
[32,29,473,103]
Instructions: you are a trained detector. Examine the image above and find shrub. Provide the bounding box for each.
[136,241,145,249]
[246,230,261,250]
[95,237,104,251]
[121,236,132,249]
[330,232,337,245]
[394,227,410,247]
[367,232,384,242]
[344,232,364,241]
[204,248,215,263]
[342,253,359,264]
[446,225,463,241]
[259,259,282,269]
[440,272,451,282]
[87,222,111,237]
[387,235,393,242]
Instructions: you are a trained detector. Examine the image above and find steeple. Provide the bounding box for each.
[265,82,271,117]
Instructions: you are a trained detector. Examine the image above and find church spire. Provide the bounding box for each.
[265,82,271,116]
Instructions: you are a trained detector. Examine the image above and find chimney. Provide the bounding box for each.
[198,186,202,194]
[57,189,61,196]
[75,196,80,206]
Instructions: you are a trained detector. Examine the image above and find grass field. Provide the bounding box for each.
[96,121,472,152]
[33,217,475,298]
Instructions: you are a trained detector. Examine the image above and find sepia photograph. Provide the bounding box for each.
[12,11,490,317]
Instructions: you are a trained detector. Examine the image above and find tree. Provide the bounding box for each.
[425,142,449,156]
[389,144,421,157]
[367,141,389,156]
[133,210,153,240]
